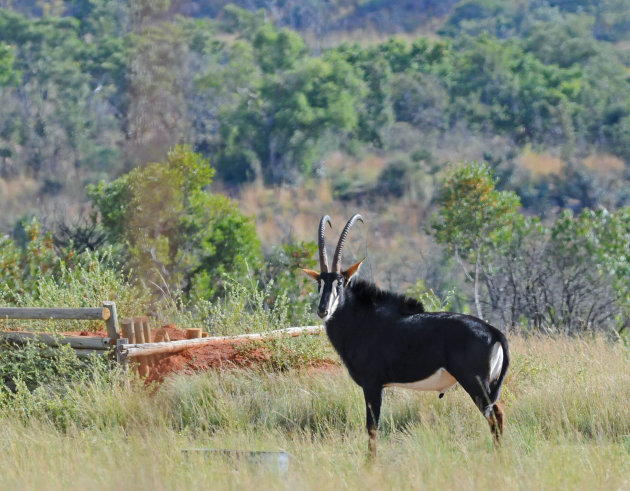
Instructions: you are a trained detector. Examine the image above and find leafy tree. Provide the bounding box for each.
[444,35,584,147]
[125,18,191,164]
[88,145,262,298]
[440,0,525,39]
[488,207,629,334]
[566,208,630,332]
[431,161,522,318]
[215,31,366,183]
[256,240,319,324]
[355,52,395,148]
[595,0,630,41]
[390,71,449,134]
[252,24,305,73]
[221,4,266,38]
[66,0,130,37]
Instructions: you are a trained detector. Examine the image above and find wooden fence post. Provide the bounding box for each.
[121,319,135,344]
[133,317,149,378]
[186,328,202,339]
[139,316,154,370]
[140,316,151,343]
[116,338,128,367]
[102,301,119,342]
[133,318,145,344]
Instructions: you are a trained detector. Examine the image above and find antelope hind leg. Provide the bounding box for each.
[486,403,505,444]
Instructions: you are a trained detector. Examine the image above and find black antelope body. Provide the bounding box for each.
[302,214,510,457]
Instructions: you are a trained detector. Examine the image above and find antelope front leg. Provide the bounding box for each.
[363,385,383,459]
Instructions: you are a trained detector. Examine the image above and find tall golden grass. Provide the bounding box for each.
[0,335,628,490]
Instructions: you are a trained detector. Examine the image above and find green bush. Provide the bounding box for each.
[0,340,109,396]
[1,246,151,332]
[0,218,58,304]
[89,145,262,299]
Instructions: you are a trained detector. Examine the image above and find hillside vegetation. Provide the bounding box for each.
[0,0,629,329]
[1,1,629,208]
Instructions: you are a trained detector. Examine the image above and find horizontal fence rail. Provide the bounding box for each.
[120,325,324,360]
[0,307,110,320]
[0,331,112,349]
[0,302,120,341]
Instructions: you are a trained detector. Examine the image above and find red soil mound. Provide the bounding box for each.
[142,325,341,383]
[145,337,272,383]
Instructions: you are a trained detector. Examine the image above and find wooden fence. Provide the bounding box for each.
[0,302,324,375]
[0,302,119,358]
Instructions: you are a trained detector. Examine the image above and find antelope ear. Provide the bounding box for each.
[343,259,364,282]
[301,268,320,281]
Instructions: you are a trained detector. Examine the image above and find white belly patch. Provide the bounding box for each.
[384,368,457,392]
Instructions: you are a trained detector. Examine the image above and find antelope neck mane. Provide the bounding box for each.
[347,278,425,316]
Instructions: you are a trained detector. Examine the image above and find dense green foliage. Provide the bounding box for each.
[431,162,522,318]
[1,12,629,488]
[0,7,127,183]
[0,218,151,325]
[0,1,628,209]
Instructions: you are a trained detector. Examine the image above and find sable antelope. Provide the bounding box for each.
[302,214,510,457]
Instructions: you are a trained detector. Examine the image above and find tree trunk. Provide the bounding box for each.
[474,252,483,319]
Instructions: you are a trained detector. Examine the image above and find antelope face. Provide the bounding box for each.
[317,272,344,320]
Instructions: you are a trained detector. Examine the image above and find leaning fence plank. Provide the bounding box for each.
[124,325,324,359]
[0,307,109,321]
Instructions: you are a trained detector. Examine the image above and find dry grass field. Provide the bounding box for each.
[0,335,628,490]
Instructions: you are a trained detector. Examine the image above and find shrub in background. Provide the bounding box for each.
[89,145,262,299]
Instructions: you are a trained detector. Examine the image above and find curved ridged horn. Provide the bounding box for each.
[332,214,363,273]
[318,215,332,272]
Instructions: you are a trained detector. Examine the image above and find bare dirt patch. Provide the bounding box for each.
[145,335,273,383]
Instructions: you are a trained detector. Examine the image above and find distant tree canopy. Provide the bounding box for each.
[0,2,629,207]
[0,1,629,331]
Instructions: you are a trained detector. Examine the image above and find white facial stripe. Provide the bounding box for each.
[319,279,341,320]
[327,280,340,318]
